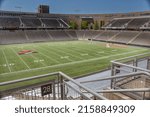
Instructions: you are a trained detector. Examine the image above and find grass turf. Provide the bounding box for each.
[0,40,149,83]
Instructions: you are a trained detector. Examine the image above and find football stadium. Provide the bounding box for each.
[0,1,150,100]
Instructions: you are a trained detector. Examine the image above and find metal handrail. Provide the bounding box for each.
[80,71,150,84]
[59,72,107,100]
[111,52,150,62]
[0,72,107,100]
[112,61,150,73]
[96,88,150,93]
[0,72,58,86]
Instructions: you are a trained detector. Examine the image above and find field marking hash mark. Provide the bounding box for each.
[1,49,12,72]
[0,49,147,76]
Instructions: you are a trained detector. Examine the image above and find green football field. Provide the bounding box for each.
[0,41,149,83]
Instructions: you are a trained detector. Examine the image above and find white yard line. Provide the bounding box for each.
[56,47,84,60]
[70,47,94,58]
[97,51,104,54]
[10,48,31,69]
[60,56,69,59]
[39,46,73,62]
[0,49,147,76]
[38,51,60,64]
[77,45,99,52]
[37,46,61,57]
[18,44,47,67]
[80,53,89,56]
[30,54,47,67]
[63,47,85,59]
[33,46,61,63]
[1,49,12,72]
[46,47,74,62]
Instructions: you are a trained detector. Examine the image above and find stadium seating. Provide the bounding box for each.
[127,18,149,30]
[21,17,42,28]
[105,17,150,30]
[25,30,51,42]
[47,30,71,41]
[65,30,78,40]
[0,17,20,29]
[94,30,118,41]
[58,19,69,28]
[75,30,102,40]
[0,16,68,29]
[0,30,78,44]
[110,31,139,44]
[0,30,27,44]
[0,29,150,47]
[84,30,101,39]
[0,11,150,47]
[130,31,150,46]
[106,19,130,29]
[41,18,61,28]
[75,30,86,40]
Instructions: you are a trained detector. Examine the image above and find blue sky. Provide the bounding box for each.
[0,0,150,14]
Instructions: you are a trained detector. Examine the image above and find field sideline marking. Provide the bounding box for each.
[1,49,12,72]
[10,48,31,69]
[0,49,148,76]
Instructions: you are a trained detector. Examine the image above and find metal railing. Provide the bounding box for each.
[0,53,150,100]
[110,53,150,88]
[80,53,150,100]
[81,71,150,99]
[0,72,107,100]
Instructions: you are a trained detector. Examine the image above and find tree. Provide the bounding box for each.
[81,21,88,29]
[69,21,78,29]
[100,20,105,27]
[89,23,94,30]
[94,21,99,30]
